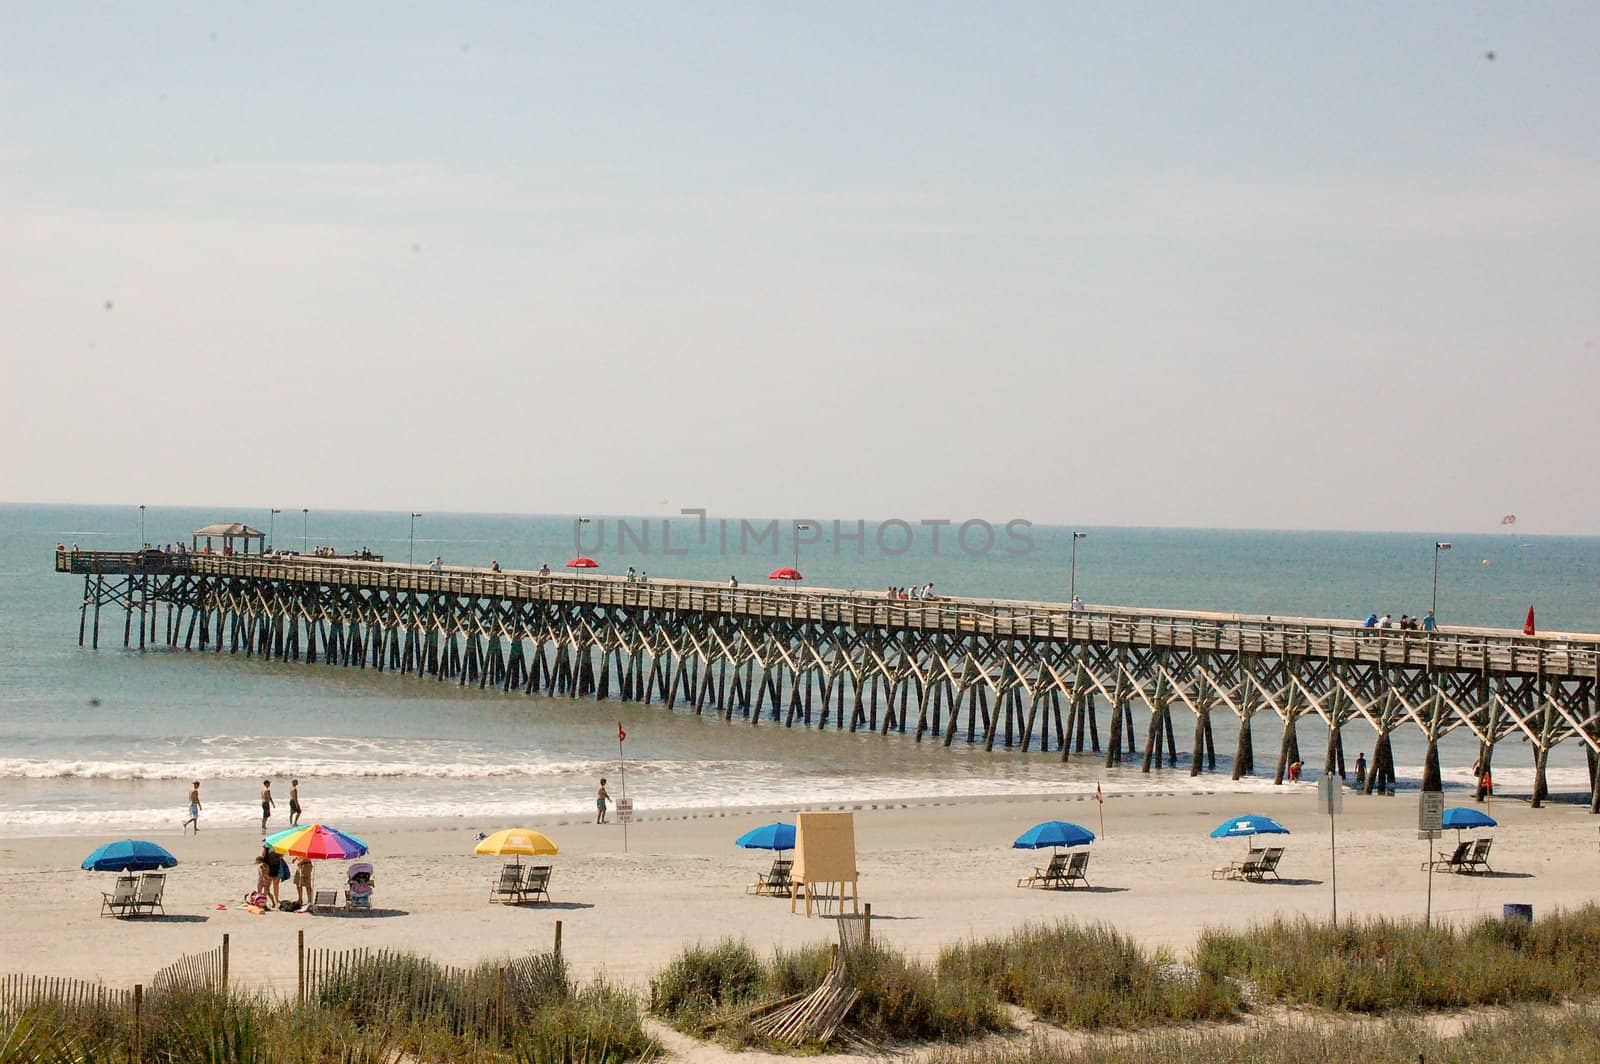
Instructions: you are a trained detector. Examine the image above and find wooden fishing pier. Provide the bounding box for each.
[55,548,1600,809]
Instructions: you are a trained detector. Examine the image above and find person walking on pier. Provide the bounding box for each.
[596,778,611,824]
[183,781,202,833]
[289,778,302,827]
[1423,610,1437,632]
[260,779,276,832]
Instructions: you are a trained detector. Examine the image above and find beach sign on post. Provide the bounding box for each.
[616,797,634,824]
[1317,776,1342,925]
[791,811,859,918]
[1419,791,1444,926]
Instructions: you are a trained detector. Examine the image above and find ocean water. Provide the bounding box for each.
[3,503,1596,836]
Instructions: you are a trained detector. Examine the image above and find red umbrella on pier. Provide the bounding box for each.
[1523,606,1536,636]
[769,567,803,584]
[566,557,599,572]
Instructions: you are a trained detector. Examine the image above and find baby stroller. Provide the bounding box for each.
[345,862,374,910]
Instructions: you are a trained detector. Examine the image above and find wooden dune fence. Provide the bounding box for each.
[151,933,229,994]
[300,924,565,1038]
[0,973,131,1026]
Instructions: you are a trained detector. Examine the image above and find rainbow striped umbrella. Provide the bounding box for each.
[264,824,369,860]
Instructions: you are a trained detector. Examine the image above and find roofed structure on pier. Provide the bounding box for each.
[191,522,267,554]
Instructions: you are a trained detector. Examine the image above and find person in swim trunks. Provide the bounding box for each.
[289,778,302,827]
[260,779,275,833]
[596,778,610,824]
[183,781,202,833]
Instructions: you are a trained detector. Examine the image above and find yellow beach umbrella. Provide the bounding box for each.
[474,828,558,859]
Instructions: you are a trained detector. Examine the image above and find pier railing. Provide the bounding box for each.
[54,548,1600,678]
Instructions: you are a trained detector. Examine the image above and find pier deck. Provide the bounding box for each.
[54,549,1600,808]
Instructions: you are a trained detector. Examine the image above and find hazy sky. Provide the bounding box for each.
[3,4,1597,533]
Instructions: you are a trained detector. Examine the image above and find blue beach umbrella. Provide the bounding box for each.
[734,822,796,852]
[1013,821,1096,850]
[1442,806,1496,841]
[1209,815,1290,841]
[81,839,179,873]
[1441,807,1496,830]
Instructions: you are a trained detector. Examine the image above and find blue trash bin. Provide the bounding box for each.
[1503,903,1533,923]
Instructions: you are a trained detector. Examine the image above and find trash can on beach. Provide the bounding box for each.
[1503,904,1533,923]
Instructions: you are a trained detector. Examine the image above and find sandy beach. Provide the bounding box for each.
[2,784,1592,1000]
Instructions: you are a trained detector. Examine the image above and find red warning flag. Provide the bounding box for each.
[1094,783,1104,805]
[618,722,627,743]
[1523,607,1536,637]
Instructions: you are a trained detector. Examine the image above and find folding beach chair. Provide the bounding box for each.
[520,865,552,904]
[1464,837,1494,873]
[490,863,524,903]
[1060,851,1091,888]
[131,873,166,916]
[1252,847,1285,881]
[748,858,794,896]
[1017,852,1070,889]
[311,890,340,913]
[1423,840,1471,872]
[1216,850,1268,881]
[100,874,138,917]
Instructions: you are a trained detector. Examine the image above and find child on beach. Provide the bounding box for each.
[596,778,610,824]
[183,781,201,833]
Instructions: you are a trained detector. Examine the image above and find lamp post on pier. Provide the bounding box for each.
[1432,541,1452,618]
[409,512,421,565]
[138,504,146,548]
[793,521,811,580]
[269,508,280,552]
[1069,531,1087,601]
[302,509,309,553]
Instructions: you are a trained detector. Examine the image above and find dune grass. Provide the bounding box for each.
[922,1005,1600,1064]
[938,921,1243,1029]
[1195,905,1600,1013]
[649,937,1008,1048]
[1,952,654,1064]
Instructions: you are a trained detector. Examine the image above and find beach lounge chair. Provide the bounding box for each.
[1424,840,1471,872]
[100,874,138,917]
[1252,847,1285,881]
[1464,837,1494,873]
[520,865,552,904]
[748,858,794,896]
[491,863,524,903]
[1061,850,1091,888]
[311,890,340,913]
[130,873,166,916]
[1018,852,1070,889]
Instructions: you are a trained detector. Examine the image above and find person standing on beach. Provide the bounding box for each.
[260,779,275,832]
[183,781,202,833]
[1355,752,1368,787]
[596,778,610,824]
[289,779,303,826]
[260,843,284,908]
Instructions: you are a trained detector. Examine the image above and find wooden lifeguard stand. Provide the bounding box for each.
[790,812,860,917]
[191,522,267,555]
